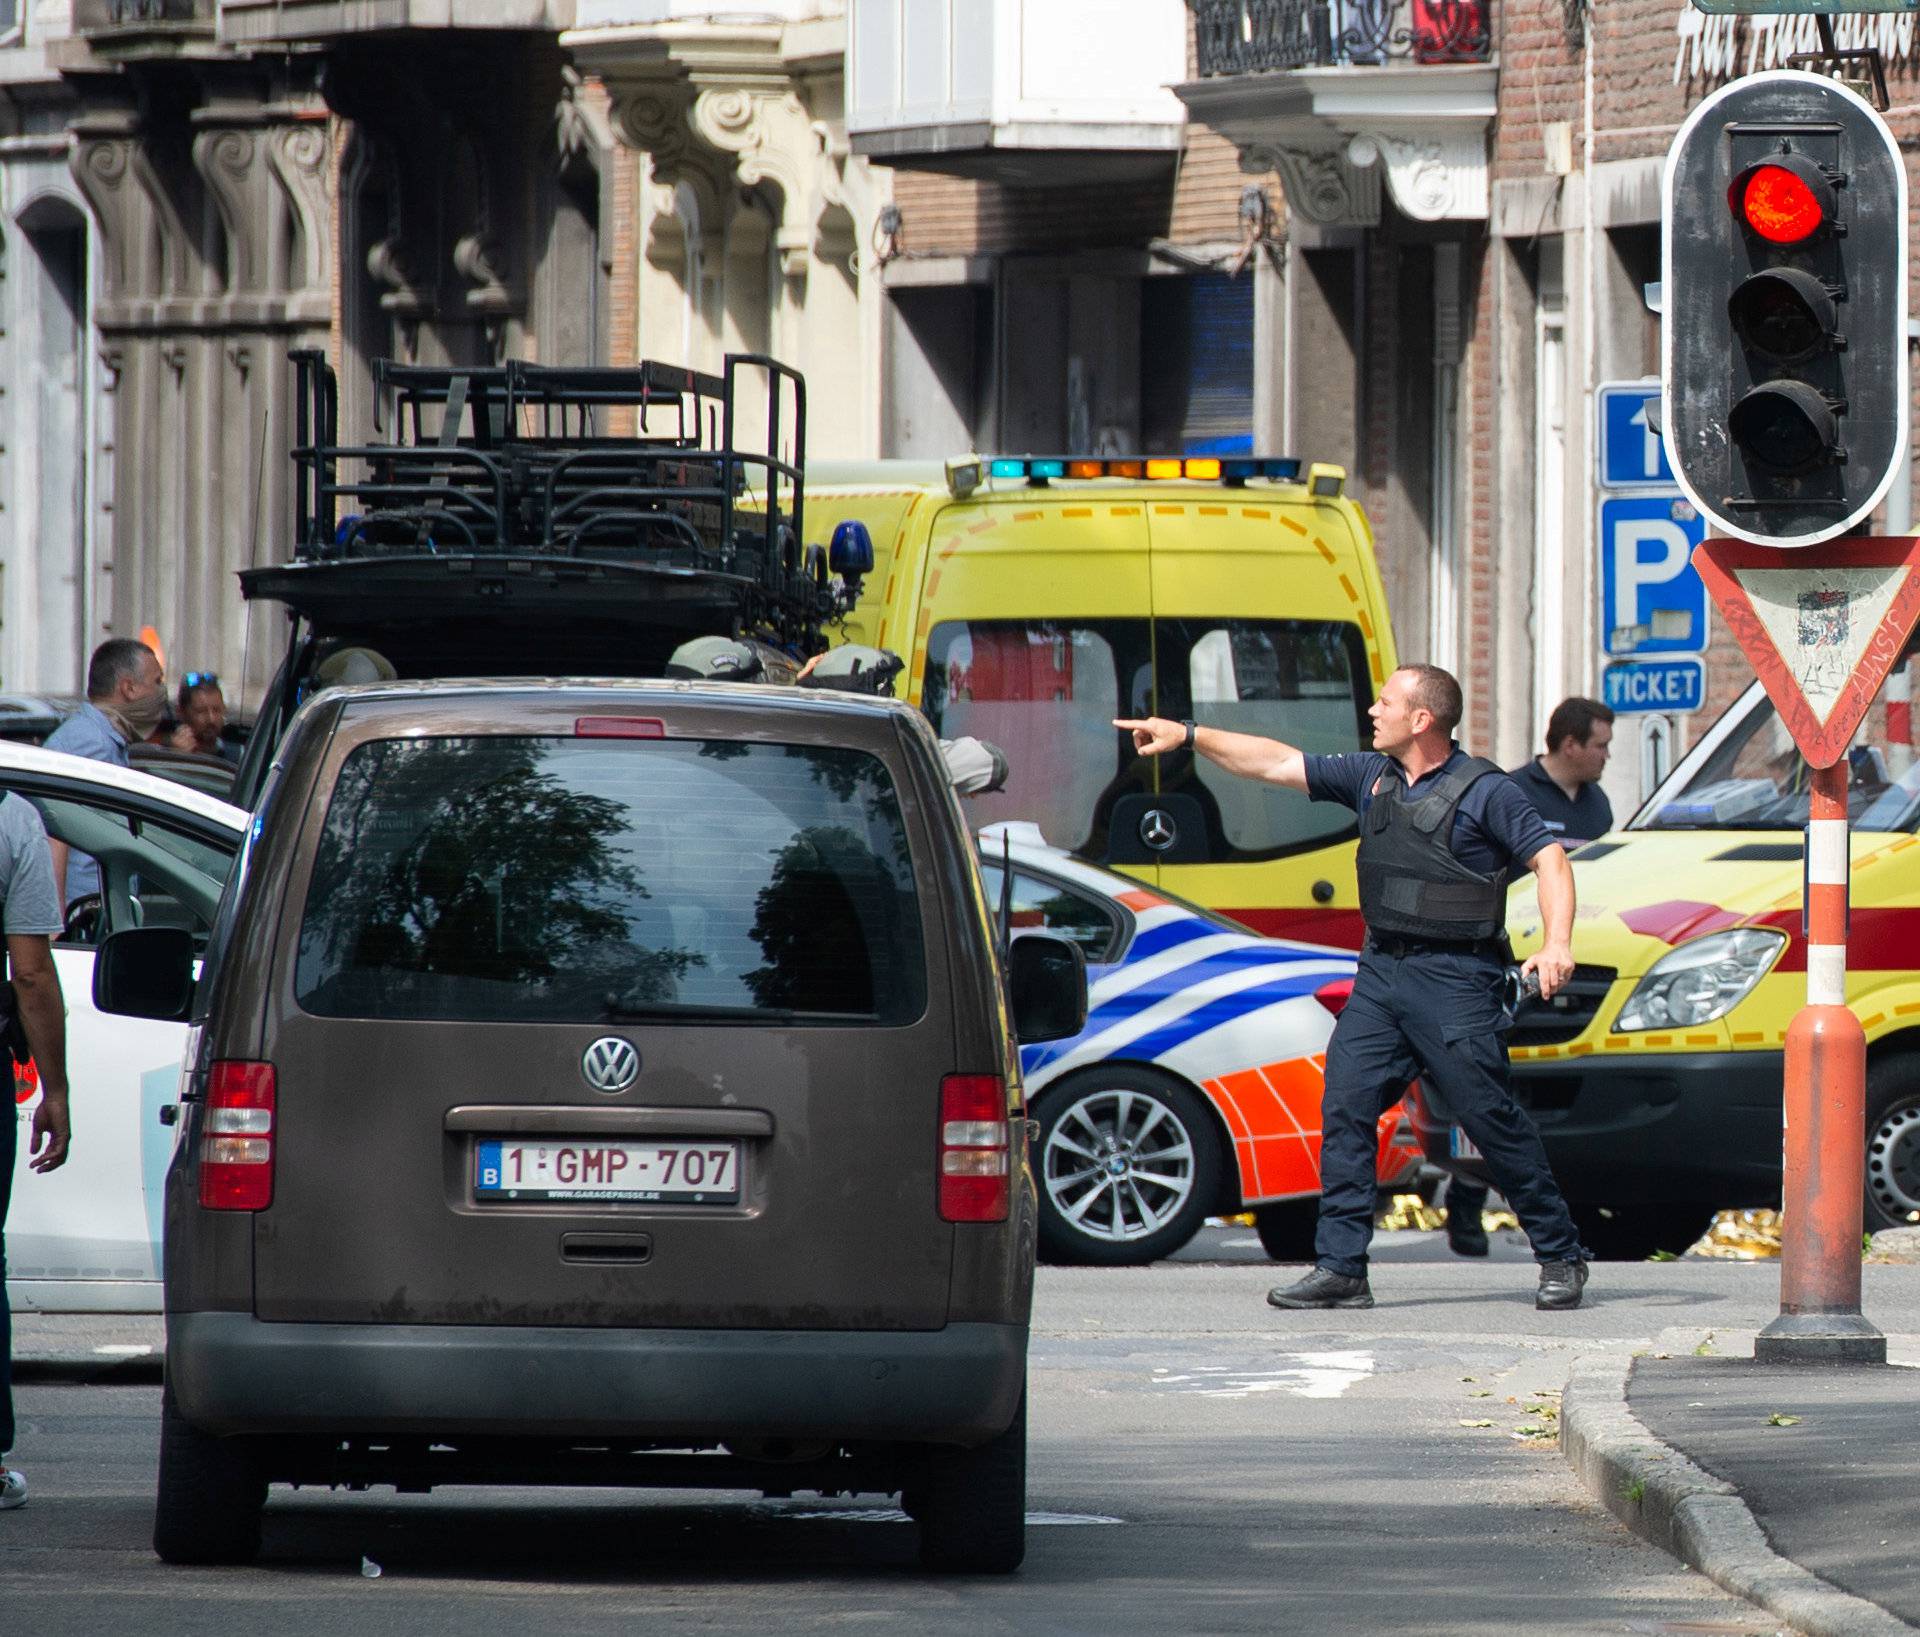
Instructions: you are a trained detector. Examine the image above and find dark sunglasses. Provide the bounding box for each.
[182,671,220,689]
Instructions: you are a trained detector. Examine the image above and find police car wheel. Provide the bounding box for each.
[1865,1061,1920,1230]
[1033,1068,1224,1266]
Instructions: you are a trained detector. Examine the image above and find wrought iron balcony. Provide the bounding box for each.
[1191,0,1491,73]
[74,0,214,33]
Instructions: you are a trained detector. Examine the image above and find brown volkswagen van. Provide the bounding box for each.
[95,679,1084,1573]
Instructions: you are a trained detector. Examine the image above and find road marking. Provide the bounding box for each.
[1153,1349,1374,1400]
[775,1508,1123,1526]
[91,1344,153,1356]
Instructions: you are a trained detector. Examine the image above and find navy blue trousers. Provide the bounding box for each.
[1315,945,1584,1278]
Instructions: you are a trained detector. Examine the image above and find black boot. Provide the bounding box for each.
[1267,1267,1374,1310]
[1536,1260,1589,1311]
[1447,1208,1490,1258]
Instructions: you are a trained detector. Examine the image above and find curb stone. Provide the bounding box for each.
[1561,1343,1917,1637]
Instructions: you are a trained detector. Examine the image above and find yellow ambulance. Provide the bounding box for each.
[1437,672,1920,1257]
[803,454,1397,950]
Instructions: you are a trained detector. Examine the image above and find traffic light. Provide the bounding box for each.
[1663,70,1908,548]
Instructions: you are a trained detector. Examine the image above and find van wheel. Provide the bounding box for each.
[153,1394,265,1565]
[1253,1199,1319,1262]
[1866,1057,1920,1232]
[910,1391,1026,1573]
[1033,1068,1225,1266]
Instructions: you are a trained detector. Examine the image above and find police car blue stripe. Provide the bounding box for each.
[1124,917,1223,962]
[1108,970,1331,1065]
[1022,935,1336,1072]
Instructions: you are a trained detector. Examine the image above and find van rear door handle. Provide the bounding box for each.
[560,1233,653,1265]
[445,1105,774,1138]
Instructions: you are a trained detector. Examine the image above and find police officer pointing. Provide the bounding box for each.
[1116,663,1592,1311]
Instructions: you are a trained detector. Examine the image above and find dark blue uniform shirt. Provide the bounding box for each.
[1303,744,1556,877]
[1507,757,1613,848]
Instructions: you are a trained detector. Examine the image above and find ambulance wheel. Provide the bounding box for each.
[1033,1068,1224,1266]
[1569,1201,1715,1262]
[1253,1199,1319,1262]
[1865,1058,1920,1231]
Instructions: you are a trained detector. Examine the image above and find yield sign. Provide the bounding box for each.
[1692,537,1920,769]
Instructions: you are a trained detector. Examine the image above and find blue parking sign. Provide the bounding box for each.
[1602,657,1705,716]
[1598,383,1674,488]
[1600,494,1707,656]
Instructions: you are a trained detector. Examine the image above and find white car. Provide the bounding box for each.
[978,825,1423,1266]
[0,742,244,1313]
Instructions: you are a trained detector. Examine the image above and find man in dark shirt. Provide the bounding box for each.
[1510,697,1615,850]
[1117,664,1590,1310]
[1447,696,1614,1256]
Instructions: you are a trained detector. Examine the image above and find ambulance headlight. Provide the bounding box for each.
[1613,928,1787,1032]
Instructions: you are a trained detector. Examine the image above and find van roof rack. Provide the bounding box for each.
[249,349,843,656]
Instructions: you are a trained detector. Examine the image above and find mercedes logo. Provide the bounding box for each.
[1139,808,1178,853]
[581,1036,640,1094]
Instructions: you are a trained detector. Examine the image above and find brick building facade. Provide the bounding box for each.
[1187,0,1920,816]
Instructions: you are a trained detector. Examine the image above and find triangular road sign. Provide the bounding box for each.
[1693,537,1920,768]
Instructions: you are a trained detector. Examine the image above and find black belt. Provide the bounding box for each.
[1365,934,1503,958]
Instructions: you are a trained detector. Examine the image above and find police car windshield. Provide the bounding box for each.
[1638,681,1920,832]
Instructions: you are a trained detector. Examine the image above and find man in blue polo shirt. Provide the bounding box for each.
[42,639,166,906]
[1117,663,1590,1310]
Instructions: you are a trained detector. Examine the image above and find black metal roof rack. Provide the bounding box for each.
[273,347,837,655]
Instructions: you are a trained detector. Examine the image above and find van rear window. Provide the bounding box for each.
[293,737,926,1025]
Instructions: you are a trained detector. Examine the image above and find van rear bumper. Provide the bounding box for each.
[167,1312,1027,1446]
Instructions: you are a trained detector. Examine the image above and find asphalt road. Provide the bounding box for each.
[10,1230,1912,1635]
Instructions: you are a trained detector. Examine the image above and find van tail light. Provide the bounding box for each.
[200,1061,275,1211]
[1314,977,1354,1017]
[938,1074,1010,1223]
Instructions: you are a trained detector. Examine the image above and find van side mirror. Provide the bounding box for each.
[1007,931,1087,1044]
[93,927,196,1023]
[828,519,875,579]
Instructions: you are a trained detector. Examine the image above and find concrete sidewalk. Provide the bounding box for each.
[9,1313,164,1383]
[1563,1326,1920,1637]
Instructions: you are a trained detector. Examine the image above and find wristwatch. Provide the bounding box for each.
[1180,718,1197,750]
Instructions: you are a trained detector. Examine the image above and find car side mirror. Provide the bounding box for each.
[93,927,196,1023]
[1008,930,1087,1044]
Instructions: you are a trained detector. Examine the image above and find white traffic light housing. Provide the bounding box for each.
[1662,70,1908,547]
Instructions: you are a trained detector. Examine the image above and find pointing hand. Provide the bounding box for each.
[1114,717,1184,756]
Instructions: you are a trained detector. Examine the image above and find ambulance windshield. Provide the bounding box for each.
[1639,675,1920,832]
[922,617,1372,861]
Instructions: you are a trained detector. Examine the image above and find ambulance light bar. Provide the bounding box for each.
[973,456,1305,490]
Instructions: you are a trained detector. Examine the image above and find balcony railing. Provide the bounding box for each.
[1191,0,1491,73]
[74,0,213,31]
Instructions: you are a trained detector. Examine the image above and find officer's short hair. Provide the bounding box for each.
[87,638,154,701]
[1545,696,1614,753]
[1397,664,1462,736]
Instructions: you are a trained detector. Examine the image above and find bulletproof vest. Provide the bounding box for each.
[1355,756,1511,942]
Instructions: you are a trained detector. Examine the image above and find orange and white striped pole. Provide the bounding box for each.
[1756,759,1886,1364]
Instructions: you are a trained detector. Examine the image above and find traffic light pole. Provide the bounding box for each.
[1755,759,1887,1364]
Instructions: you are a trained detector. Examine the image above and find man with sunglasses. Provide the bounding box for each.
[175,672,238,765]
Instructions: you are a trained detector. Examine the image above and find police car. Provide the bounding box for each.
[0,740,245,1313]
[980,824,1423,1265]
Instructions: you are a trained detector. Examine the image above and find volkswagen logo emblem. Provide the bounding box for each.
[1139,808,1178,853]
[581,1036,640,1094]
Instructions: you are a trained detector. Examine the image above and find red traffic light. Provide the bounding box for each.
[1731,155,1835,245]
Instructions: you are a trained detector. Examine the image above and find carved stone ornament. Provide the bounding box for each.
[1346,128,1488,221]
[1243,139,1381,227]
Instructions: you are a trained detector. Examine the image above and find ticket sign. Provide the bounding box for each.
[1603,657,1706,716]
